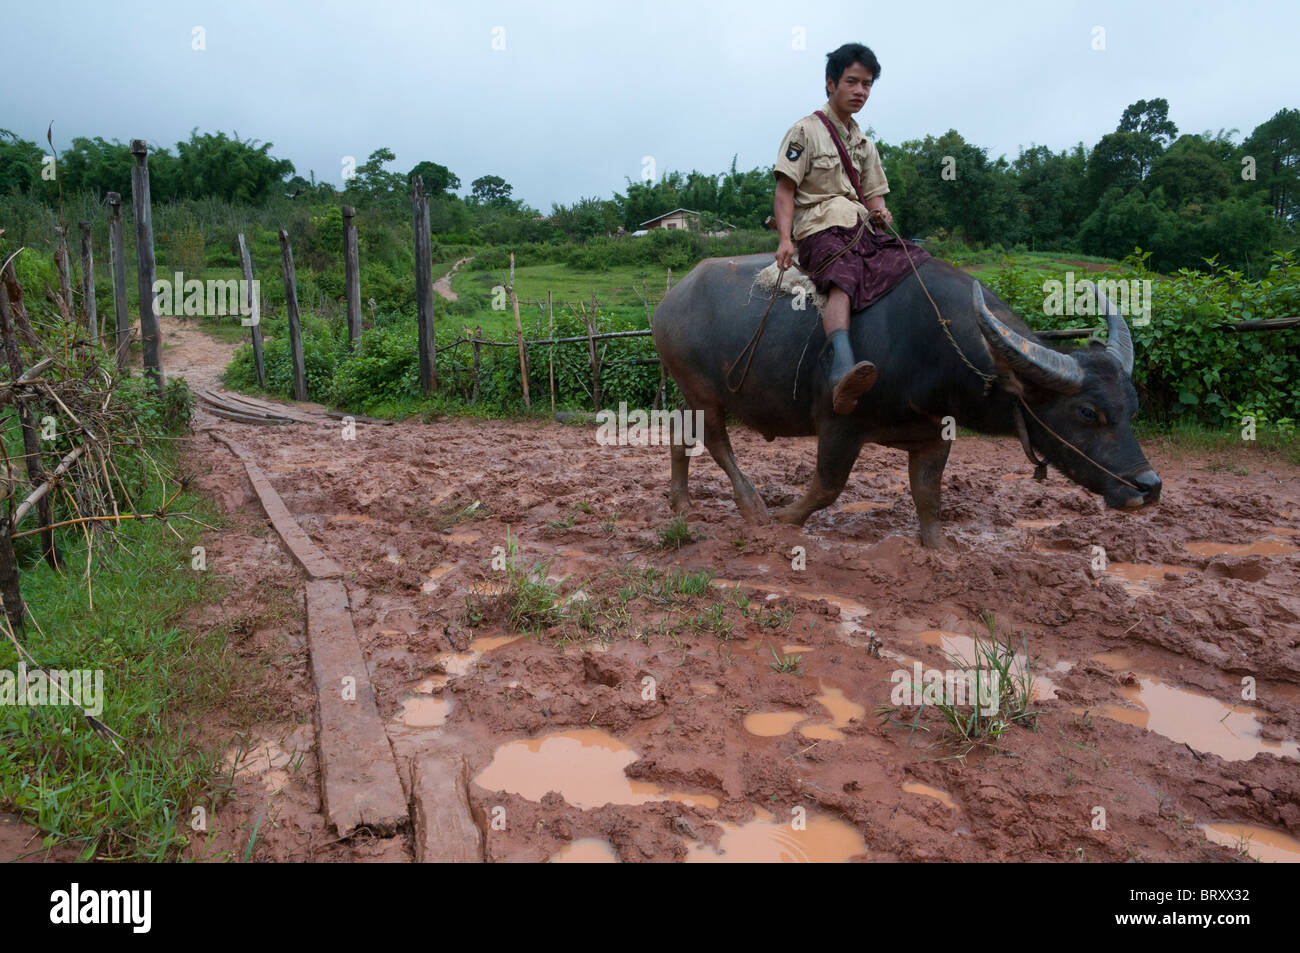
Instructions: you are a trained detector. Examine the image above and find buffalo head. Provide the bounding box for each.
[972,281,1161,510]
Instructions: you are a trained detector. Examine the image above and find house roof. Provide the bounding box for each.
[638,208,700,227]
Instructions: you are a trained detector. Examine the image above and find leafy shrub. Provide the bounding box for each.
[983,250,1300,424]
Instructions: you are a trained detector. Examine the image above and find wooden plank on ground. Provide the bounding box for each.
[306,578,409,837]
[206,432,342,579]
[409,752,483,862]
[208,430,408,838]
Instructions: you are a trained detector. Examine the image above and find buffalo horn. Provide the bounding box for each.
[972,283,1084,393]
[1080,280,1135,376]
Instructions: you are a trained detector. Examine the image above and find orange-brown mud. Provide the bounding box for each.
[176,320,1299,863]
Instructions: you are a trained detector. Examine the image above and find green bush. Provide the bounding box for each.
[983,250,1300,425]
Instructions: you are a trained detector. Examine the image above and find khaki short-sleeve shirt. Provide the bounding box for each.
[774,101,890,241]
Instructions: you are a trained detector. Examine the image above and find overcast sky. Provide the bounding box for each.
[5,0,1297,210]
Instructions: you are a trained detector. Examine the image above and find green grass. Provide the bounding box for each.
[657,515,696,551]
[0,475,249,861]
[500,527,566,632]
[875,610,1037,756]
[960,251,1128,282]
[1134,418,1300,465]
[768,645,802,675]
[448,261,669,337]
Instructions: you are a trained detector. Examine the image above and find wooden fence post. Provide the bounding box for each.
[343,205,361,349]
[509,253,529,408]
[412,177,438,394]
[106,192,130,370]
[0,262,41,348]
[548,290,555,415]
[278,229,308,400]
[54,226,73,320]
[471,326,482,403]
[0,523,22,631]
[237,232,266,388]
[0,276,59,572]
[78,222,97,341]
[130,139,162,389]
[586,293,601,411]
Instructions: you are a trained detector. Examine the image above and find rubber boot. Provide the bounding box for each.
[828,328,877,414]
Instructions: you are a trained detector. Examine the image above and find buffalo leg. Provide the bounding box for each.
[908,439,952,548]
[698,405,768,522]
[776,422,865,525]
[669,411,690,514]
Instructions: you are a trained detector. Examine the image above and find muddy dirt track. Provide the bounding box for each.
[174,320,1300,863]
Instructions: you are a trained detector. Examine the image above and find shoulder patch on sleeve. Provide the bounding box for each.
[785,142,804,162]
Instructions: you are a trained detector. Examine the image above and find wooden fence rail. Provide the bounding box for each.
[1037,315,1299,340]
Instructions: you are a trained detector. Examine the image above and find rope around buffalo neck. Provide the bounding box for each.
[885,221,1140,492]
[886,220,997,394]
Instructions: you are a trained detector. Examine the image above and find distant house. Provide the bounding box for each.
[639,208,699,231]
[636,208,736,237]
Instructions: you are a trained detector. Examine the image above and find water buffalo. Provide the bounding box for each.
[652,254,1161,547]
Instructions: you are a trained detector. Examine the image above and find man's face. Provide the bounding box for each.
[826,61,873,116]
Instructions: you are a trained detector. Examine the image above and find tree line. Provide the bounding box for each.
[1,98,1295,273]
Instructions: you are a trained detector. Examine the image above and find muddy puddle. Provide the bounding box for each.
[840,500,890,513]
[1087,654,1299,761]
[398,696,451,728]
[548,838,619,863]
[902,782,958,810]
[1199,823,1300,863]
[683,806,867,862]
[1105,562,1192,594]
[472,729,719,810]
[1183,536,1298,558]
[744,680,866,740]
[743,711,806,737]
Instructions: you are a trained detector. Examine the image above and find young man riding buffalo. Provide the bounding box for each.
[773,43,931,414]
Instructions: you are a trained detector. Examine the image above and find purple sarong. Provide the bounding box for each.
[796,217,930,312]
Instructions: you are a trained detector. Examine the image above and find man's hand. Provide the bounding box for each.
[776,237,796,270]
[868,206,893,230]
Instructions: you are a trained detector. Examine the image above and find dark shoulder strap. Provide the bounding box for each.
[813,110,867,206]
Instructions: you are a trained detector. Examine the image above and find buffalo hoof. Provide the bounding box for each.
[774,504,810,526]
[738,497,771,524]
[669,491,691,515]
[918,530,951,550]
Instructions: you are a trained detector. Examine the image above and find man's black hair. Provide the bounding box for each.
[825,43,881,93]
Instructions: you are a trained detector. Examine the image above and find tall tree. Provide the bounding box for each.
[469,174,514,208]
[1243,107,1300,226]
[1118,98,1179,147]
[408,161,460,195]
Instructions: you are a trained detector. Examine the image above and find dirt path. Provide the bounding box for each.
[171,317,1300,863]
[433,256,474,302]
[163,318,407,861]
